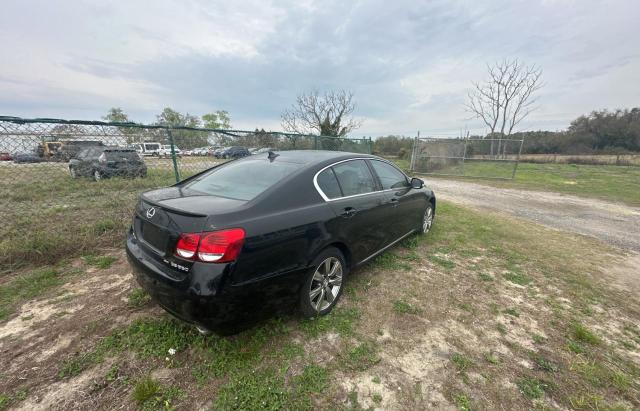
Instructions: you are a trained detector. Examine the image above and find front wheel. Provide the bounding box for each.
[299,247,347,317]
[421,204,434,234]
[93,170,102,181]
[69,166,77,179]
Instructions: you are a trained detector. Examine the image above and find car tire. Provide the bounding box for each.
[69,166,77,179]
[299,247,347,317]
[420,204,434,234]
[93,170,102,182]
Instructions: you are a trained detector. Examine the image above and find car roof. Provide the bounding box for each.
[249,150,377,165]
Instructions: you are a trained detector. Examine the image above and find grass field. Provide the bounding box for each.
[1,200,638,409]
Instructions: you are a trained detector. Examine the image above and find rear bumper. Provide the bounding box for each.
[99,165,146,177]
[125,230,307,331]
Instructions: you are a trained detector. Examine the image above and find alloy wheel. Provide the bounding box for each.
[94,170,102,181]
[309,257,343,312]
[422,206,433,234]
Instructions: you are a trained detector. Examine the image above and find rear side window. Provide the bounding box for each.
[316,168,342,199]
[186,159,302,201]
[369,160,408,189]
[105,151,139,161]
[332,160,376,197]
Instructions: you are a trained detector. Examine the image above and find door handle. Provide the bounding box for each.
[341,207,357,218]
[389,197,399,207]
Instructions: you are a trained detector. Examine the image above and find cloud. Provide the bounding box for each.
[0,0,639,135]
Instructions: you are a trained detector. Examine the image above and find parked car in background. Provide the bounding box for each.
[13,152,42,163]
[0,152,12,161]
[157,145,182,158]
[69,146,147,181]
[213,147,229,158]
[136,142,162,156]
[126,151,436,334]
[222,146,250,159]
[253,147,275,155]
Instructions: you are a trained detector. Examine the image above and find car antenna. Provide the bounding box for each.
[267,150,279,162]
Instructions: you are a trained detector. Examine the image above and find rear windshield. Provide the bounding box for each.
[186,159,302,201]
[105,150,139,161]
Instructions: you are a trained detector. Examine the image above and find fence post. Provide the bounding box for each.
[511,138,524,180]
[368,137,373,154]
[167,129,180,183]
[409,131,419,172]
[314,135,318,150]
[461,132,469,177]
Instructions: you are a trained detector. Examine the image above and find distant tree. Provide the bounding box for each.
[281,90,362,138]
[102,107,139,143]
[102,107,130,123]
[155,107,206,149]
[202,111,232,129]
[466,60,543,157]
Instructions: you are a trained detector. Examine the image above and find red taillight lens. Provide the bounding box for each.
[174,228,245,263]
[198,228,245,262]
[175,233,200,259]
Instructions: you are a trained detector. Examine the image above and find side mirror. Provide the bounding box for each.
[410,177,424,189]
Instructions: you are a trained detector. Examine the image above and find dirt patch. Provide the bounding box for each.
[0,250,142,409]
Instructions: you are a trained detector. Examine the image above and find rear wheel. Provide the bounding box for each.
[300,247,346,317]
[93,170,102,181]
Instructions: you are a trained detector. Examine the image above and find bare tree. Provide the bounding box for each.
[281,90,362,140]
[466,60,543,157]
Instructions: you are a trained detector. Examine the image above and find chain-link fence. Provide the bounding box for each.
[0,116,371,272]
[409,137,524,179]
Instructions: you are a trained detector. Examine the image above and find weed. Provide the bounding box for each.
[105,364,119,382]
[214,369,293,410]
[496,323,507,335]
[293,365,328,394]
[533,356,558,372]
[344,342,379,371]
[0,394,7,410]
[299,307,360,337]
[532,334,546,344]
[372,393,383,404]
[503,271,531,286]
[571,323,600,345]
[566,340,585,354]
[93,219,117,235]
[392,299,420,314]
[451,353,473,373]
[428,255,455,269]
[372,375,381,384]
[484,352,499,365]
[478,273,493,282]
[516,378,547,399]
[453,393,471,411]
[503,308,520,317]
[127,288,151,308]
[132,377,161,404]
[83,254,117,269]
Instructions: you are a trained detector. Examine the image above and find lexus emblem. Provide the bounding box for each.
[146,207,156,218]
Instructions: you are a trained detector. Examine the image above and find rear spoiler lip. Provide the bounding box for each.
[139,194,209,218]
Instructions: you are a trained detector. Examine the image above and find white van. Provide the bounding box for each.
[136,142,161,156]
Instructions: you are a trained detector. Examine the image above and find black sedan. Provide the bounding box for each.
[126,151,436,334]
[222,146,250,159]
[69,146,147,181]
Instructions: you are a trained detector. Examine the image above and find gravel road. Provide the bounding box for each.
[428,179,640,252]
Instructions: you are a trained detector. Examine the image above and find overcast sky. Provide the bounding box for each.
[1,0,638,136]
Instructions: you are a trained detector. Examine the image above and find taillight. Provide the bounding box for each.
[98,153,107,163]
[175,233,200,259]
[174,228,245,263]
